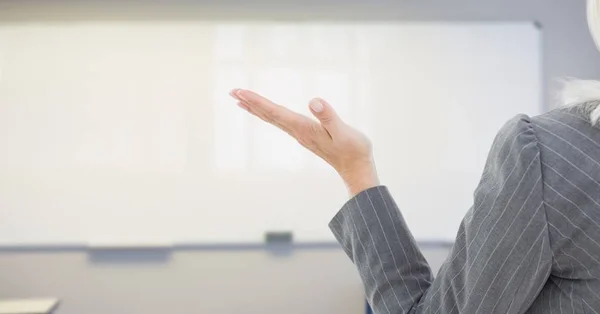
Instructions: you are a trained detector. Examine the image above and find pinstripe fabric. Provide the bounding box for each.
[329,107,600,313]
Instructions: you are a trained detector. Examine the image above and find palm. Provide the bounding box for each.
[230,89,370,165]
[230,88,378,195]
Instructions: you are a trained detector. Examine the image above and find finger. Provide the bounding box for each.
[230,89,306,131]
[237,98,330,151]
[308,98,343,134]
[236,99,297,136]
[236,101,249,111]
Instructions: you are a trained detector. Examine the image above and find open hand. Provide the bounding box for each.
[230,88,379,196]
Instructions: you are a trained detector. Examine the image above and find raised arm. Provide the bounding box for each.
[230,89,552,314]
[330,115,552,313]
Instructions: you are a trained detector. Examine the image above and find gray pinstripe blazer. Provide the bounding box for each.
[329,106,600,313]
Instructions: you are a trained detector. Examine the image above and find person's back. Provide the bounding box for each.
[527,106,600,312]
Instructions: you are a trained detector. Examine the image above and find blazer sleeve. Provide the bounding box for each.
[329,115,553,314]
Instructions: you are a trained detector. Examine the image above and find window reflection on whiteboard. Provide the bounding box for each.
[213,67,249,169]
[214,24,245,61]
[253,67,305,170]
[213,23,372,172]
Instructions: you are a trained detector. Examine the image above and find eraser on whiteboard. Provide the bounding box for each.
[264,231,293,245]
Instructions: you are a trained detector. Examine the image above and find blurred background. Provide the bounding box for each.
[0,0,598,313]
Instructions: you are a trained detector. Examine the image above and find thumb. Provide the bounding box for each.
[309,98,342,131]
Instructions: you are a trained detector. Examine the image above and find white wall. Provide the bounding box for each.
[0,1,596,314]
[0,247,449,314]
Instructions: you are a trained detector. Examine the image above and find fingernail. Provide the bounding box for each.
[236,90,247,101]
[310,99,323,113]
[237,101,249,111]
[229,89,238,97]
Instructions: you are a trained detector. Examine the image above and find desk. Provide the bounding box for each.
[0,298,59,314]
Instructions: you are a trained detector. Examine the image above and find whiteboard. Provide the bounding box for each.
[0,21,541,246]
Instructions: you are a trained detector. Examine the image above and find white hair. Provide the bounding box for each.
[560,79,600,124]
[560,0,600,125]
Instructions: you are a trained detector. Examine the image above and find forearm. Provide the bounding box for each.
[329,186,433,313]
[329,183,551,314]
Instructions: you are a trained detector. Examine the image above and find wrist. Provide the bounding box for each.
[340,162,380,197]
